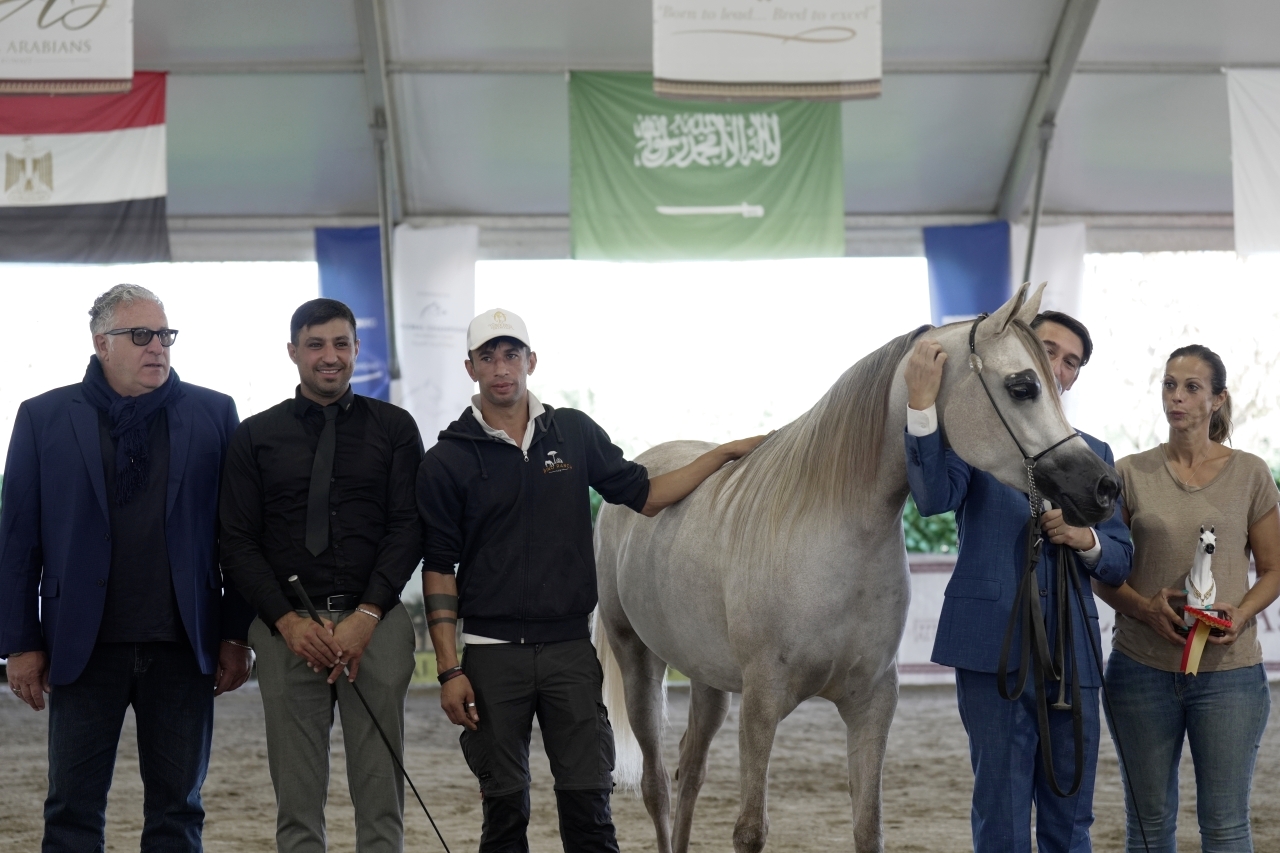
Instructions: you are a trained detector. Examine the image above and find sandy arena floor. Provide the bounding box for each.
[1,681,1276,852]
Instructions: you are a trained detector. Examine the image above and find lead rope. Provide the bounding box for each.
[996,465,1084,798]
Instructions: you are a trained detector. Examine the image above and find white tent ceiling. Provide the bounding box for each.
[133,0,1280,260]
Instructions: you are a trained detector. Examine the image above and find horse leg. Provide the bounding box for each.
[610,621,674,853]
[733,674,799,853]
[834,669,899,853]
[671,680,730,853]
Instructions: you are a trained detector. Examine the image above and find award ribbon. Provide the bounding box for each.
[1179,606,1232,676]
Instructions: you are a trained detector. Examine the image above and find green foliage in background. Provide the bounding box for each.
[902,494,957,554]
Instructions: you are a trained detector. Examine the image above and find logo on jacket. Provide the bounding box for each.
[543,450,573,474]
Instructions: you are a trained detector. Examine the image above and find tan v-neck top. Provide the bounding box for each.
[1114,446,1279,672]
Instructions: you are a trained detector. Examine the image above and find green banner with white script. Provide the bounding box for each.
[569,72,844,260]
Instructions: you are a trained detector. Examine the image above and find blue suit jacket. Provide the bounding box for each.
[0,381,255,685]
[905,428,1132,687]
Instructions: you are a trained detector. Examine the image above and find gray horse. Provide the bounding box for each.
[593,283,1119,853]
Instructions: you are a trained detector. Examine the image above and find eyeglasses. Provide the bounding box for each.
[105,327,179,347]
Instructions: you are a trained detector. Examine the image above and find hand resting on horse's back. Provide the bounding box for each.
[905,338,949,411]
[719,433,769,460]
[640,432,769,517]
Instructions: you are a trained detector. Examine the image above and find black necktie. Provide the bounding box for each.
[305,404,339,556]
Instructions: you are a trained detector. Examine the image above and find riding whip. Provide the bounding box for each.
[287,575,452,853]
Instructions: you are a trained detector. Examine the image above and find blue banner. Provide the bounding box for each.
[922,221,1011,327]
[315,227,390,401]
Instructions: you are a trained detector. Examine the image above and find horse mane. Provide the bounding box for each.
[714,325,931,549]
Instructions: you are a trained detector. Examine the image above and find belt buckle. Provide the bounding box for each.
[325,594,345,611]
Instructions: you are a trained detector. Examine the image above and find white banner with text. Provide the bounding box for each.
[653,0,881,100]
[392,224,479,448]
[0,0,133,92]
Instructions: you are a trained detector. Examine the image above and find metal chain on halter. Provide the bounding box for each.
[1025,460,1042,523]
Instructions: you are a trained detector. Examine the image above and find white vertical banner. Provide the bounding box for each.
[1227,70,1280,255]
[1009,222,1087,319]
[1009,222,1087,421]
[392,224,478,448]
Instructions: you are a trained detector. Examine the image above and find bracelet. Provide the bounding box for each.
[437,665,465,685]
[224,639,252,650]
[355,607,382,623]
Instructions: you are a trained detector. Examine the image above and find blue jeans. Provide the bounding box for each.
[1103,651,1270,853]
[43,642,214,853]
[955,668,1100,853]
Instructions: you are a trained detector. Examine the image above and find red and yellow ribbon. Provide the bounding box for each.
[1180,606,1232,676]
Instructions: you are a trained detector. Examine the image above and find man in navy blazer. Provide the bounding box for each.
[904,311,1132,853]
[0,284,255,853]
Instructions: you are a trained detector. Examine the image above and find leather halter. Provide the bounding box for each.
[966,313,1081,518]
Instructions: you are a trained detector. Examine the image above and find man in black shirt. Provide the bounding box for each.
[220,298,424,853]
[0,284,254,852]
[417,309,764,853]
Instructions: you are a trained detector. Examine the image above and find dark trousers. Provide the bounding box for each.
[43,641,214,853]
[955,667,1100,853]
[460,638,618,853]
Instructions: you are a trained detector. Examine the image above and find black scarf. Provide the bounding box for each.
[81,356,184,505]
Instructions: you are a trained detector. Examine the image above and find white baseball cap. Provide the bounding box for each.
[468,308,530,352]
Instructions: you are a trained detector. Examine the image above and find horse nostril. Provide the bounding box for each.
[1205,544,1215,554]
[1095,474,1120,507]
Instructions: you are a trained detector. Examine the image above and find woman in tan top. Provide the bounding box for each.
[1095,344,1280,853]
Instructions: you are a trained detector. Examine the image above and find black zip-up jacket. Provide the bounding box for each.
[417,404,649,644]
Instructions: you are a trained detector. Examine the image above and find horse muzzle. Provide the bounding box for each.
[1035,448,1120,528]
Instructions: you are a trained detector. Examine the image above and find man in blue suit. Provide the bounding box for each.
[904,311,1132,853]
[0,284,255,853]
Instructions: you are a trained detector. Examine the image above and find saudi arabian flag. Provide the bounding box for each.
[570,72,844,260]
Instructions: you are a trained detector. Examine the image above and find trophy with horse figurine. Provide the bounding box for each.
[1179,525,1232,675]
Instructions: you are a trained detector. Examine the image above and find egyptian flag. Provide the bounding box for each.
[0,72,169,263]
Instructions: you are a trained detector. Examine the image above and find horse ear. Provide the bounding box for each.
[1211,526,1215,534]
[1015,282,1047,325]
[985,282,1031,335]
[1200,525,1205,534]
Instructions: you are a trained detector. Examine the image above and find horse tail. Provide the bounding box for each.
[592,611,653,790]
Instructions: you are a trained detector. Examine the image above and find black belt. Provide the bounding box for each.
[293,592,363,612]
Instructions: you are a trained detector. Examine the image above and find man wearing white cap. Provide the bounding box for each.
[417,309,764,853]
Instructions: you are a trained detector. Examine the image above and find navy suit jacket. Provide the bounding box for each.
[0,380,255,686]
[905,428,1132,687]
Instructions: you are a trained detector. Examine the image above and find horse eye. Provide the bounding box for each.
[1004,370,1041,401]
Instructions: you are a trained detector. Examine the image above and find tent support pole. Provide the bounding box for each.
[1022,120,1055,285]
[372,109,400,380]
[996,0,1097,222]
[356,0,403,382]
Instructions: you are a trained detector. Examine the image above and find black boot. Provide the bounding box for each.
[479,788,531,853]
[554,788,619,853]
